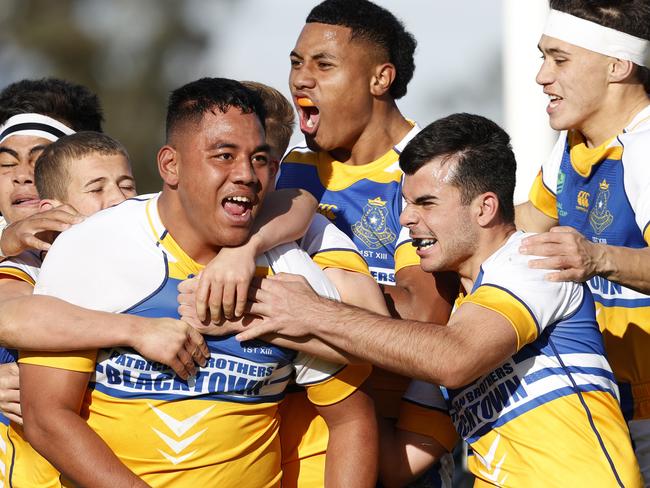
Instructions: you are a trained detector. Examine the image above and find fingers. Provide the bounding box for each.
[221,282,236,320]
[196,274,214,323]
[177,276,199,294]
[234,278,251,318]
[186,327,209,362]
[235,319,275,343]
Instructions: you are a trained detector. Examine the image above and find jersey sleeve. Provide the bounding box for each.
[0,252,40,285]
[276,147,325,201]
[397,379,458,452]
[464,238,585,350]
[294,354,372,406]
[394,178,420,272]
[301,214,370,276]
[619,131,650,244]
[528,132,567,219]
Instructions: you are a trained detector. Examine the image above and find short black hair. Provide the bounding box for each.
[306,0,416,99]
[400,113,516,223]
[165,77,267,142]
[549,0,650,91]
[0,78,104,131]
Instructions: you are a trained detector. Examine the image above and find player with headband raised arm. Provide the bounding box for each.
[515,1,650,479]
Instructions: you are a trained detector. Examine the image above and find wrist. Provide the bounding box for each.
[123,316,145,349]
[594,243,613,278]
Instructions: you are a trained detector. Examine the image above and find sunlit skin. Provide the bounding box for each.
[536,35,649,147]
[45,153,137,217]
[400,158,480,282]
[0,135,49,223]
[157,107,274,265]
[290,22,405,163]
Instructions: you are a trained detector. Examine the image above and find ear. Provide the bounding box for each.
[157,145,179,187]
[370,62,396,97]
[39,198,63,212]
[474,192,500,227]
[609,58,635,83]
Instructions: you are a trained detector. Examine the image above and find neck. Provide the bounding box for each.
[580,86,650,147]
[329,99,412,165]
[157,190,220,265]
[457,224,517,293]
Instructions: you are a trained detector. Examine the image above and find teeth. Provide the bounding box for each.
[226,196,250,203]
[412,238,437,249]
[549,95,561,101]
[306,118,314,128]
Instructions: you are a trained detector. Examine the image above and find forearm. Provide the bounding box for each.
[514,201,557,233]
[309,299,454,385]
[262,333,363,364]
[25,408,146,487]
[0,295,138,350]
[598,244,650,293]
[248,189,317,253]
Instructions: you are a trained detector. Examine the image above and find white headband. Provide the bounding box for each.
[544,9,649,66]
[0,113,75,145]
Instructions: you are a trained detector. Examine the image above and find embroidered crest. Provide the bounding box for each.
[589,179,614,234]
[352,197,396,249]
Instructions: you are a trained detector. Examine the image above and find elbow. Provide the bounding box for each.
[423,357,474,390]
[22,404,58,455]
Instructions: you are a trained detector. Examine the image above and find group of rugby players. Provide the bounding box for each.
[0,0,648,486]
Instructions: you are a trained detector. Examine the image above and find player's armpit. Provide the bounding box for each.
[386,265,458,322]
[316,387,378,488]
[21,364,147,487]
[515,200,557,233]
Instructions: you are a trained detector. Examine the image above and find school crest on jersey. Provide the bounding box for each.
[352,197,396,249]
[589,179,614,235]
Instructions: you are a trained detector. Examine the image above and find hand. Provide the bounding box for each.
[520,226,604,282]
[194,244,257,323]
[0,205,83,256]
[130,317,209,380]
[178,277,254,336]
[0,362,21,425]
[237,273,330,342]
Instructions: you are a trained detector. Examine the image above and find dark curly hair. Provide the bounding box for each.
[306,0,416,99]
[0,77,104,131]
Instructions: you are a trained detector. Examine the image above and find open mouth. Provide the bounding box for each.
[412,238,437,251]
[547,94,563,112]
[11,195,39,207]
[222,195,255,219]
[297,97,320,135]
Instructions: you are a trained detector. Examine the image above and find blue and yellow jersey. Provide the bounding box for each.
[277,125,421,287]
[529,105,650,421]
[448,231,641,487]
[19,194,370,487]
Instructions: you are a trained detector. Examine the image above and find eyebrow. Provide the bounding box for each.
[0,144,47,159]
[29,145,48,156]
[537,44,571,56]
[290,50,338,61]
[0,147,18,158]
[254,143,271,154]
[413,195,438,205]
[84,175,136,187]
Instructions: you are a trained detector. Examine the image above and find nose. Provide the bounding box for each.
[399,202,418,229]
[104,186,128,209]
[13,162,34,185]
[290,62,316,92]
[231,157,258,186]
[536,58,552,87]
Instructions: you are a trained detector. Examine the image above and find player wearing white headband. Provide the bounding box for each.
[516,0,650,480]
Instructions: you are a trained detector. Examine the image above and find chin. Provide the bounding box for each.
[217,228,253,248]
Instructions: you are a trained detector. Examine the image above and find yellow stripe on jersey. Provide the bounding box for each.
[394,240,420,273]
[306,363,372,406]
[644,223,650,246]
[0,267,35,286]
[19,349,97,372]
[283,149,319,166]
[397,400,458,452]
[312,249,370,276]
[568,132,622,177]
[463,285,538,351]
[528,171,558,220]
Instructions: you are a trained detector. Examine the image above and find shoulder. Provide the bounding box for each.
[282,144,319,165]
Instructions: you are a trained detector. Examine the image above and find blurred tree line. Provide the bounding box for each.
[0,0,213,192]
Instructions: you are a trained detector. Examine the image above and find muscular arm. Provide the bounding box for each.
[383,266,458,322]
[244,276,518,389]
[515,200,557,233]
[316,388,378,487]
[21,364,148,487]
[0,277,33,300]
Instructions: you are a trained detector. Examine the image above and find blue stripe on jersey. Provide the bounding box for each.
[548,337,624,488]
[592,295,650,308]
[524,366,616,384]
[0,348,17,364]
